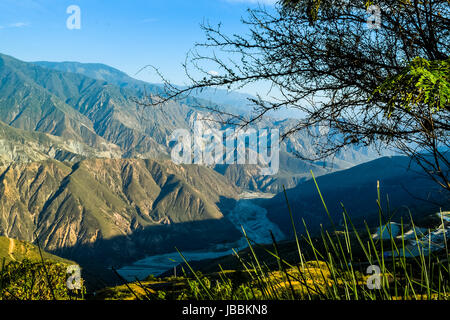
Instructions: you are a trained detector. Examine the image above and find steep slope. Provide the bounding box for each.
[34,60,165,94]
[33,59,385,163]
[0,120,121,165]
[31,59,390,192]
[0,54,118,150]
[0,236,74,265]
[33,61,255,110]
[262,156,450,237]
[0,53,176,158]
[209,116,387,193]
[215,151,332,193]
[0,159,240,267]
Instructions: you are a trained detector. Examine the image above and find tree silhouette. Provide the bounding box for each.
[137,0,450,190]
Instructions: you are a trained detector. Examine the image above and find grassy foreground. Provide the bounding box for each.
[0,236,85,300]
[95,175,450,301]
[1,175,449,300]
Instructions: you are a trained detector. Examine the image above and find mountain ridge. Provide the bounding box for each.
[30,57,390,192]
[262,155,450,237]
[0,158,241,269]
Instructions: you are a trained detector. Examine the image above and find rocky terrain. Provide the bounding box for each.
[32,56,388,192]
[0,53,405,284]
[0,158,241,270]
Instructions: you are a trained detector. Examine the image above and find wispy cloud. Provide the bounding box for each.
[9,22,29,28]
[0,22,30,29]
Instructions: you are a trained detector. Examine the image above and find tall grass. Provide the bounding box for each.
[169,174,449,300]
[1,175,448,300]
[0,234,85,300]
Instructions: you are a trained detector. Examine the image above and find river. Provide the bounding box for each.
[117,192,284,281]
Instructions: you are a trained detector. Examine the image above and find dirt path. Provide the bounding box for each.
[8,237,16,261]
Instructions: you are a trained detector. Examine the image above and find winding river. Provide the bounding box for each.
[117,192,284,281]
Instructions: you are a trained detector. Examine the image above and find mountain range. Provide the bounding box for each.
[31,55,388,192]
[0,158,241,272]
[1,52,446,286]
[262,156,450,237]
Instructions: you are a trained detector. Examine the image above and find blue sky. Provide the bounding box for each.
[0,0,277,95]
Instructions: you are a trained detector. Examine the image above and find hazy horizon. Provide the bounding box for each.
[0,0,278,97]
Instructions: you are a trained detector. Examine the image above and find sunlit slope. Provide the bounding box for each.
[0,158,240,267]
[0,236,75,264]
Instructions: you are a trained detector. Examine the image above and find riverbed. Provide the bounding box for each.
[117,192,284,281]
